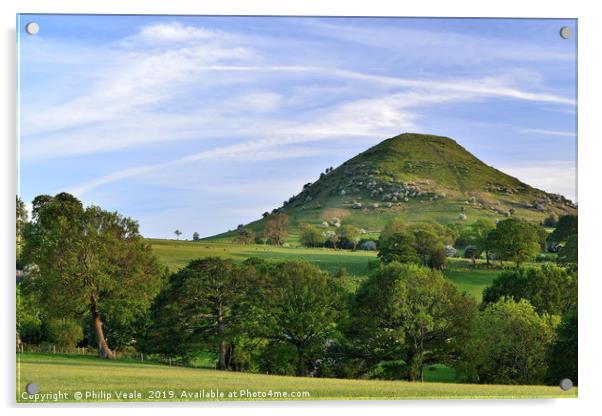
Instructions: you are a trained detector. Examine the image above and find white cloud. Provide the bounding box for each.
[136,22,220,42]
[299,20,575,64]
[500,161,577,201]
[519,129,576,137]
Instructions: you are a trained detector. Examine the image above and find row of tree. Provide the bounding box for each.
[140,257,576,384]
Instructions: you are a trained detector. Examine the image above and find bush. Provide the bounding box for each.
[46,318,84,349]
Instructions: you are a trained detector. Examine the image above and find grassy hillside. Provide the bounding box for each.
[17,354,576,402]
[208,133,576,241]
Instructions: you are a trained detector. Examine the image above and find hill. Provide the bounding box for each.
[209,133,576,241]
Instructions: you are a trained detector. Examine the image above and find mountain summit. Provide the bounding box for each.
[215,133,576,237]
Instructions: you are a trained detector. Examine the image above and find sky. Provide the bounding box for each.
[17,15,577,239]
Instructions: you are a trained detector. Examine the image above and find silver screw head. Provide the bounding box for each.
[559,378,574,391]
[25,22,39,35]
[25,383,39,394]
[559,26,572,39]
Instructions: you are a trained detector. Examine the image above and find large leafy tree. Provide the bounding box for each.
[462,298,559,385]
[338,224,360,250]
[482,264,577,316]
[21,193,164,358]
[472,219,496,266]
[550,215,578,243]
[264,213,289,245]
[350,263,476,381]
[299,223,325,248]
[252,260,343,376]
[488,218,541,267]
[145,257,251,369]
[377,221,446,269]
[546,309,578,385]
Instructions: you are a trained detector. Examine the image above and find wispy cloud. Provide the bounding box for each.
[519,128,576,137]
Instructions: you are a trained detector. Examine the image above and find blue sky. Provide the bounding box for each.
[17,15,577,239]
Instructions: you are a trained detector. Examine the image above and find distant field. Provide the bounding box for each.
[148,239,501,302]
[16,354,575,402]
[148,239,378,278]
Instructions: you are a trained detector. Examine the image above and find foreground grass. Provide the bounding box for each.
[17,354,575,403]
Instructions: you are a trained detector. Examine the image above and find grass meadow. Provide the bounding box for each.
[149,239,500,302]
[17,354,576,402]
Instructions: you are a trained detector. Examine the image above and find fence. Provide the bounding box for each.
[16,343,186,367]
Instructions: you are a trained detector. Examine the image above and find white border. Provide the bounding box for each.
[2,1,601,415]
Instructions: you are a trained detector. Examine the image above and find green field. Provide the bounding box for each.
[149,238,378,277]
[16,354,576,402]
[149,239,502,302]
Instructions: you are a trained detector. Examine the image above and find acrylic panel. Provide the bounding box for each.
[16,14,578,403]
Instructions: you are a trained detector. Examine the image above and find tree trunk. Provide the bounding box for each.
[295,344,305,377]
[90,296,115,359]
[408,365,417,382]
[217,311,227,370]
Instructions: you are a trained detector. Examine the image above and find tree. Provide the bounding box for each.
[462,298,559,385]
[377,226,418,265]
[550,215,577,243]
[174,229,183,240]
[46,318,84,349]
[380,218,408,241]
[411,225,446,269]
[338,224,360,250]
[299,223,325,248]
[16,196,28,268]
[488,218,541,267]
[146,258,251,369]
[16,285,42,345]
[22,193,164,358]
[377,221,446,269]
[234,227,254,244]
[350,263,476,381]
[472,219,496,266]
[546,309,578,385]
[325,232,339,249]
[264,213,289,245]
[557,234,577,266]
[192,232,200,241]
[543,213,558,227]
[482,264,577,316]
[252,260,342,376]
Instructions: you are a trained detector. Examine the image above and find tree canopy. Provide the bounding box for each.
[482,264,577,316]
[462,298,559,385]
[488,218,541,267]
[349,262,476,381]
[145,257,251,369]
[22,193,165,358]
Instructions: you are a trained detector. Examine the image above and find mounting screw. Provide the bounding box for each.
[559,378,573,391]
[25,22,39,35]
[25,383,39,394]
[559,26,571,39]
